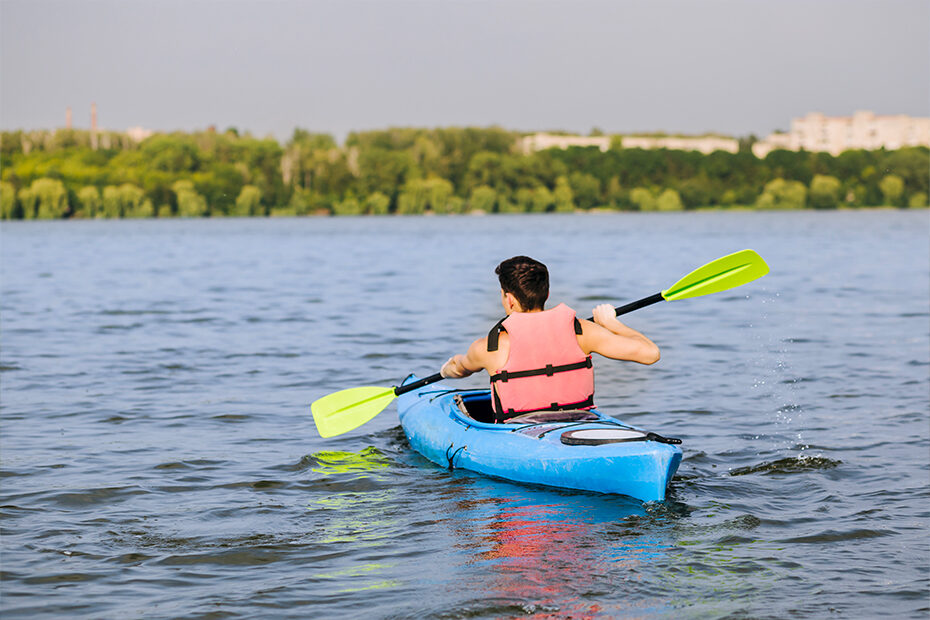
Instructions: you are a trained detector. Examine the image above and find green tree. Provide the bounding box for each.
[287,188,315,215]
[358,148,416,200]
[605,176,626,209]
[396,179,429,214]
[102,186,123,217]
[531,186,555,212]
[882,148,929,197]
[908,192,928,208]
[446,196,465,214]
[553,176,575,212]
[396,178,455,214]
[99,183,151,218]
[844,182,867,207]
[879,174,904,206]
[365,191,391,215]
[655,188,684,211]
[426,178,455,213]
[756,178,807,209]
[465,151,505,193]
[233,185,263,216]
[17,185,38,219]
[676,176,715,208]
[569,172,602,209]
[629,187,656,211]
[496,196,524,213]
[809,174,842,209]
[469,185,497,213]
[764,150,812,184]
[143,134,200,173]
[514,188,535,213]
[1,181,19,219]
[32,178,69,219]
[173,180,208,217]
[76,186,102,218]
[333,196,362,215]
[120,184,154,218]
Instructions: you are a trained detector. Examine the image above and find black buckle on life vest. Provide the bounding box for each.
[498,370,509,383]
[545,364,554,376]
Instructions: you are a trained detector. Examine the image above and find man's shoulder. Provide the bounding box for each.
[468,333,507,369]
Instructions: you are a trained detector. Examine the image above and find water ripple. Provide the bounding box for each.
[1,213,927,619]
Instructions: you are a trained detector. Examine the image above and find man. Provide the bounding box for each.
[440,255,660,422]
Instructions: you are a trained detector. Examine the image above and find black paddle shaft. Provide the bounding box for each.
[395,292,664,397]
[394,372,444,396]
[604,292,665,319]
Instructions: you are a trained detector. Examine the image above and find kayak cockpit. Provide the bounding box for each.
[453,392,601,425]
[453,391,496,423]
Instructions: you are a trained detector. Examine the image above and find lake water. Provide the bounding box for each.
[1,211,928,618]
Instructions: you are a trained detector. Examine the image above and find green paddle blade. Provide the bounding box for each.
[662,249,769,301]
[311,386,397,438]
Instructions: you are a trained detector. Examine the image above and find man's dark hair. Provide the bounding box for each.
[495,256,549,311]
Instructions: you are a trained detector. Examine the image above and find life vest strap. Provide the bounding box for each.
[490,356,592,383]
[493,393,595,423]
[487,317,582,352]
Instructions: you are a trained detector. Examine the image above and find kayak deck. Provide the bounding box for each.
[396,375,682,502]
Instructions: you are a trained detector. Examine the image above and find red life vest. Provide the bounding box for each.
[488,303,595,421]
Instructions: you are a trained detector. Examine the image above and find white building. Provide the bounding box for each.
[520,132,611,155]
[620,135,738,154]
[127,126,155,143]
[753,111,930,158]
[520,132,738,155]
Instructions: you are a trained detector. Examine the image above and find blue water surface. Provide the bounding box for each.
[1,211,928,618]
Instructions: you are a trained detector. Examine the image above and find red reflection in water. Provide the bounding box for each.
[475,501,640,619]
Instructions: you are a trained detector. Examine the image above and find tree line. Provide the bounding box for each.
[1,126,927,219]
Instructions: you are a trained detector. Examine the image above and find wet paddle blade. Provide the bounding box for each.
[311,386,397,438]
[662,249,769,301]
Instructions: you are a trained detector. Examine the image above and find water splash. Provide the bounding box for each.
[751,290,810,456]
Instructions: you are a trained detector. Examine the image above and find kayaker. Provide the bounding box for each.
[440,256,660,422]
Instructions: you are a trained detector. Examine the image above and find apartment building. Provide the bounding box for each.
[753,111,930,157]
[620,135,738,154]
[519,132,611,155]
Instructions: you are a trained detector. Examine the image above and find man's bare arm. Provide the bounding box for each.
[579,304,660,365]
[441,337,492,378]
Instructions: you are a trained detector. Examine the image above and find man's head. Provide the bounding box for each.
[495,256,549,312]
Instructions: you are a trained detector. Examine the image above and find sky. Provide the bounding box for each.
[1,0,928,143]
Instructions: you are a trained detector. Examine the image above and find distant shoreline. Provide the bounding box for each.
[4,205,923,224]
[2,127,927,220]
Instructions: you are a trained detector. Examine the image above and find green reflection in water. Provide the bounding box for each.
[315,562,401,593]
[307,446,391,476]
[303,447,403,593]
[305,447,399,546]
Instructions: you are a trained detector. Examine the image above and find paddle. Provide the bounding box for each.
[311,248,769,438]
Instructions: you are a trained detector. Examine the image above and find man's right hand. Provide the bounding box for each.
[441,355,473,379]
[592,303,625,331]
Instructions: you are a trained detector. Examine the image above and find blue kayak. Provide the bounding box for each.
[396,375,683,502]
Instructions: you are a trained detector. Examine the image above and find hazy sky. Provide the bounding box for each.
[2,0,928,142]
